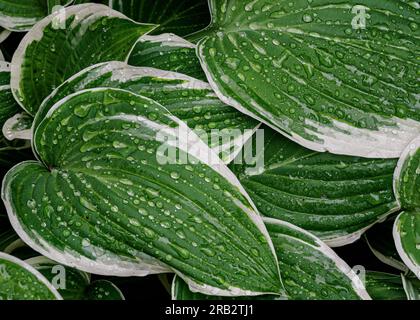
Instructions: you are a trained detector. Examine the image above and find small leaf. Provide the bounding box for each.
[0,0,72,31]
[365,271,407,300]
[35,61,259,163]
[2,87,281,296]
[26,256,91,300]
[230,126,399,246]
[197,0,420,158]
[11,3,157,115]
[364,215,408,272]
[128,34,207,81]
[84,280,125,300]
[0,252,62,299]
[2,113,33,141]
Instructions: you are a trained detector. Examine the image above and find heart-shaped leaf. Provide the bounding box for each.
[10,3,157,116]
[0,0,72,31]
[197,0,419,158]
[229,126,399,246]
[173,218,370,300]
[364,215,408,272]
[0,252,62,299]
[393,211,420,279]
[34,61,259,163]
[2,87,281,296]
[128,34,207,81]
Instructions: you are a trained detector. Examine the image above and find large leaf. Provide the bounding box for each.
[229,126,399,246]
[10,4,157,116]
[0,252,62,299]
[34,61,259,163]
[0,0,72,31]
[393,211,420,279]
[0,62,21,127]
[197,0,420,158]
[128,34,207,81]
[173,218,370,300]
[2,87,281,296]
[364,215,408,272]
[365,271,407,300]
[106,0,210,36]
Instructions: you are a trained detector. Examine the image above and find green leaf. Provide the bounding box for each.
[394,137,420,210]
[0,62,21,128]
[401,274,420,300]
[0,0,72,31]
[229,126,399,246]
[365,271,407,300]
[84,280,125,300]
[26,256,91,300]
[364,215,408,272]
[2,113,33,141]
[393,211,420,279]
[197,0,420,158]
[107,0,210,36]
[393,137,420,278]
[128,34,207,81]
[0,252,62,299]
[10,3,157,116]
[34,61,259,163]
[2,87,281,296]
[173,218,370,300]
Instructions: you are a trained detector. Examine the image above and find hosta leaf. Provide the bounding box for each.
[128,34,207,81]
[2,87,281,296]
[106,0,210,36]
[365,271,407,300]
[401,274,420,300]
[0,0,72,31]
[0,62,21,127]
[34,61,259,163]
[10,3,157,116]
[2,113,33,141]
[229,126,399,246]
[365,215,408,272]
[393,211,420,279]
[197,0,420,158]
[393,137,420,278]
[26,256,90,300]
[0,252,62,299]
[84,280,125,300]
[173,218,370,300]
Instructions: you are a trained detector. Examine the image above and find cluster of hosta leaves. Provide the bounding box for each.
[0,0,418,300]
